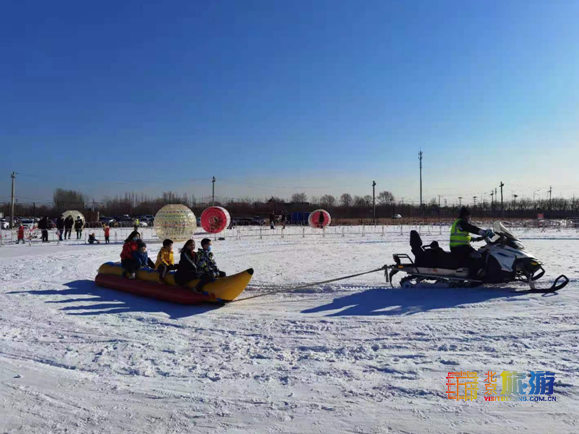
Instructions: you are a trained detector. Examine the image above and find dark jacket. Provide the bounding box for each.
[64,217,74,229]
[38,217,48,230]
[56,217,65,230]
[175,250,198,285]
[197,248,219,277]
[74,219,83,230]
[455,218,483,235]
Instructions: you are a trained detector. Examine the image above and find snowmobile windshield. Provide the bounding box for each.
[492,222,518,240]
[493,222,525,249]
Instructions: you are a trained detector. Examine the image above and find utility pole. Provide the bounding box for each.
[372,181,376,226]
[458,196,463,207]
[419,151,423,211]
[10,172,16,229]
[500,182,505,217]
[490,191,494,209]
[212,176,216,205]
[473,196,477,206]
[438,195,441,207]
[549,186,553,210]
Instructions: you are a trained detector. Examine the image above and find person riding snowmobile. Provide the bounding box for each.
[450,207,494,276]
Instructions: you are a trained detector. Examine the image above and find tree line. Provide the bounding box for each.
[1,188,578,221]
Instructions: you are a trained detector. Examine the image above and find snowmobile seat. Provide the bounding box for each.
[409,230,460,269]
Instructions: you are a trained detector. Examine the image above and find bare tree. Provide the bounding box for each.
[340,193,353,207]
[291,192,308,203]
[320,194,336,207]
[354,196,366,207]
[377,191,395,205]
[53,188,87,213]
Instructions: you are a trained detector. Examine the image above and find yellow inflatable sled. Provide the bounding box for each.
[96,262,253,304]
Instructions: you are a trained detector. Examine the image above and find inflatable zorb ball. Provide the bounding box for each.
[200,206,231,234]
[62,210,85,228]
[154,204,197,241]
[308,209,331,229]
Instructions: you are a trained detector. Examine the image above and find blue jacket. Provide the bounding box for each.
[133,250,150,268]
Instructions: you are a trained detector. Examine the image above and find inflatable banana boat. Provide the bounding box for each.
[95,262,253,304]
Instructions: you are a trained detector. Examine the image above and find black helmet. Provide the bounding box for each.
[459,206,471,218]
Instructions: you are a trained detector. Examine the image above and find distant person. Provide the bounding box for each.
[103,224,110,244]
[281,211,287,230]
[38,216,49,242]
[156,239,177,283]
[196,238,226,291]
[64,216,74,239]
[133,218,139,231]
[120,230,141,279]
[269,212,275,230]
[74,217,83,239]
[174,239,199,287]
[133,239,155,269]
[318,211,325,228]
[56,215,65,241]
[88,233,99,244]
[17,224,25,244]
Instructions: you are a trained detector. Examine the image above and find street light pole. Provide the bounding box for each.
[10,172,16,229]
[212,176,216,205]
[372,181,376,226]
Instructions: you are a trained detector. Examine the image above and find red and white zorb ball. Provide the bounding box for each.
[200,206,231,234]
[308,209,331,229]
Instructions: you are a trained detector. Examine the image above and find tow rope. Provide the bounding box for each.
[231,266,387,303]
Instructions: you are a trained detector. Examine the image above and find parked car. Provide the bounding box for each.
[19,218,36,228]
[251,216,265,225]
[99,216,116,225]
[392,214,402,219]
[0,218,9,229]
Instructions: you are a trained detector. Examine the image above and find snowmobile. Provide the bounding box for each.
[387,222,569,293]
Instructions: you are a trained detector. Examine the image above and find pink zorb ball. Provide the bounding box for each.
[308,209,331,229]
[200,207,231,234]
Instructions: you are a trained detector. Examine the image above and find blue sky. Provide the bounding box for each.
[1,0,579,206]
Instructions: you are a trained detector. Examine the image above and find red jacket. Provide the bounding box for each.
[18,226,25,238]
[120,241,138,260]
[104,227,110,236]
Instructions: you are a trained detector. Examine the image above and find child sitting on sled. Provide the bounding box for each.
[88,233,99,244]
[174,239,198,287]
[134,239,155,269]
[120,231,141,279]
[195,238,226,291]
[156,239,178,282]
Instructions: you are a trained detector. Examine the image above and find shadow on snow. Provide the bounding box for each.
[301,285,530,317]
[8,279,219,319]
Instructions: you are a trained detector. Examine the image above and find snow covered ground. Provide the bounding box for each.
[1,226,578,433]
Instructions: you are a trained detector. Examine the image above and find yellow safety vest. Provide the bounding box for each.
[450,218,471,248]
